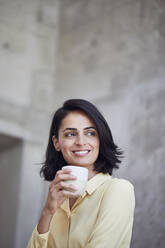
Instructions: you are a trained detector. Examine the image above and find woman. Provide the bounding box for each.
[27,99,135,248]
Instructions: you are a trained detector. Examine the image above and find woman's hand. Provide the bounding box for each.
[37,168,77,234]
[43,168,77,215]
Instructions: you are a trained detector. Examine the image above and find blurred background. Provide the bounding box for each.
[0,0,165,247]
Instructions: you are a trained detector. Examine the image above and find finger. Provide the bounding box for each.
[59,190,79,198]
[49,180,77,194]
[54,173,77,185]
[52,169,72,181]
[56,169,72,176]
[56,182,77,192]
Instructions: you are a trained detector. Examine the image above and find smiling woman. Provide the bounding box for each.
[52,110,100,179]
[27,99,135,248]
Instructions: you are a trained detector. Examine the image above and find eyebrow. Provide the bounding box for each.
[63,126,96,132]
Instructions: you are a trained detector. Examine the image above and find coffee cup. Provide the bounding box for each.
[62,165,88,196]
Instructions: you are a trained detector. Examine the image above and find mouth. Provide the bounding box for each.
[72,150,91,156]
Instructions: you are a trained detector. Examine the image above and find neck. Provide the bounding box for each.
[88,167,98,180]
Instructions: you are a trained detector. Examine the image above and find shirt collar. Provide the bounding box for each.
[60,198,70,215]
[86,173,111,195]
[60,173,111,214]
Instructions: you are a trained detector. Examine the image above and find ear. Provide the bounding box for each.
[52,136,60,151]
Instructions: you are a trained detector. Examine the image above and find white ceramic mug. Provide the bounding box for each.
[62,165,88,196]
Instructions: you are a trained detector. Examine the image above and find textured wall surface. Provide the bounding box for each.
[0,0,164,247]
[0,0,59,247]
[56,1,165,247]
[0,135,22,247]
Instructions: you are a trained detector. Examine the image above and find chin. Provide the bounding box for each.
[65,156,97,167]
[71,161,94,168]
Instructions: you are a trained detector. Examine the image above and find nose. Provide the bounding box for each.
[75,133,86,145]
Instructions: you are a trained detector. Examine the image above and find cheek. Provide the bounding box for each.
[92,138,100,149]
[59,139,73,152]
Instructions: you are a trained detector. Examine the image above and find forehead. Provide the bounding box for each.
[60,110,95,129]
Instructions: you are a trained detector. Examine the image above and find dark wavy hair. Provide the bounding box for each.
[40,99,123,181]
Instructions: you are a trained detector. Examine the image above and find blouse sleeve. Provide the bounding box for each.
[26,225,50,248]
[85,179,135,248]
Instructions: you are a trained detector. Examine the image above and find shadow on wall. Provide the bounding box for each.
[0,134,23,248]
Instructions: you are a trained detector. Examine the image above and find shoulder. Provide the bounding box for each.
[112,177,134,190]
[104,176,134,191]
[102,176,135,202]
[96,177,135,215]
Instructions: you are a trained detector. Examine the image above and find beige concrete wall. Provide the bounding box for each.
[0,0,59,247]
[0,0,164,247]
[55,1,165,247]
[0,135,22,247]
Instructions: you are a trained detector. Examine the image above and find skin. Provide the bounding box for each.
[37,111,100,234]
[53,110,100,178]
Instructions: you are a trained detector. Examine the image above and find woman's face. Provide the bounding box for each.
[52,110,100,171]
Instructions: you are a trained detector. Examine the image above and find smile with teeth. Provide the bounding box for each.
[72,150,90,156]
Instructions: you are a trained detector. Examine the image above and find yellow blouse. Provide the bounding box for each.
[27,173,135,248]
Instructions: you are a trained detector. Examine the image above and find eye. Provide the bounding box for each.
[64,132,76,137]
[86,131,96,136]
